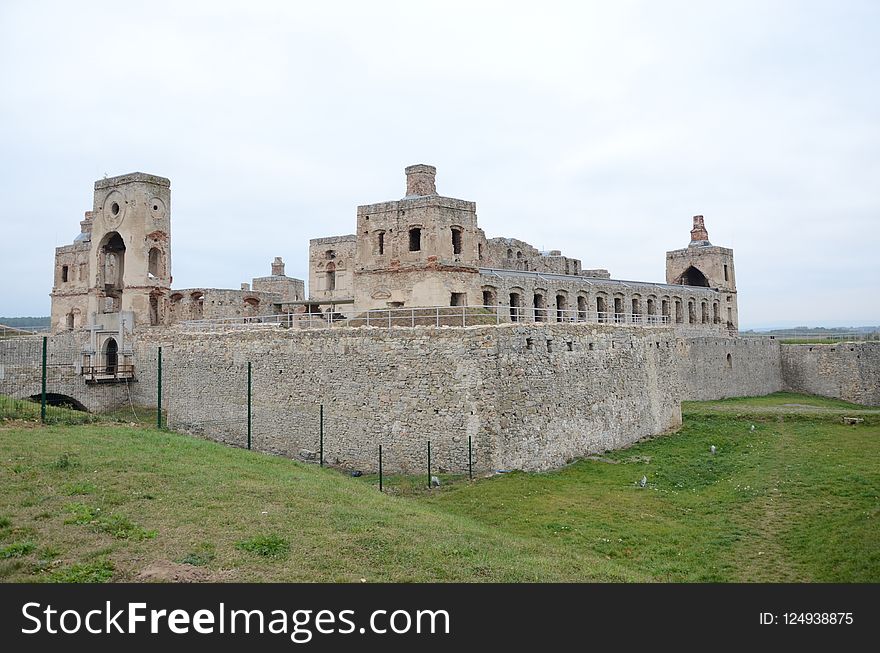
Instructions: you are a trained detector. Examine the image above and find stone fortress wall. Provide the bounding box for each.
[117,326,876,474]
[676,337,784,400]
[133,323,684,473]
[781,342,880,406]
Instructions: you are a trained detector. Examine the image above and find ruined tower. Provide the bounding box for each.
[665,215,737,329]
[348,164,483,312]
[50,172,172,371]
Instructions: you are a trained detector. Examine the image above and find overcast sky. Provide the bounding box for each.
[1,0,877,328]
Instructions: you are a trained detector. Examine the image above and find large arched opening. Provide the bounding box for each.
[27,393,88,412]
[677,266,710,287]
[99,232,126,312]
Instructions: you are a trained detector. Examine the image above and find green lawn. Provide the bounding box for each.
[1,393,878,582]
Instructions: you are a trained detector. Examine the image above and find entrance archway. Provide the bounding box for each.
[104,338,118,374]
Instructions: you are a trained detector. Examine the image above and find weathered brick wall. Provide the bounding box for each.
[137,323,682,473]
[781,343,880,406]
[676,337,784,400]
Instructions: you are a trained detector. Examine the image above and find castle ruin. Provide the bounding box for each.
[10,164,873,473]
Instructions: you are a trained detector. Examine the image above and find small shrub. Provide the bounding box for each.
[48,560,114,583]
[236,534,290,559]
[51,453,80,470]
[38,546,60,560]
[1,541,36,559]
[0,517,10,529]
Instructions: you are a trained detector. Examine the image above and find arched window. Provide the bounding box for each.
[597,296,607,323]
[244,297,260,316]
[377,231,385,256]
[701,301,709,324]
[482,287,497,307]
[555,293,567,322]
[326,262,336,291]
[713,302,720,324]
[509,292,522,322]
[100,232,126,290]
[148,247,163,277]
[533,292,546,322]
[66,312,75,330]
[191,292,205,319]
[577,295,588,321]
[516,251,523,259]
[614,297,624,323]
[688,300,696,324]
[631,297,641,323]
[104,338,118,375]
[506,248,513,259]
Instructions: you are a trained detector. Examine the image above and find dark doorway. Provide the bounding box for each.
[104,338,118,375]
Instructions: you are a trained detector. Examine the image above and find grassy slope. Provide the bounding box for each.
[1,393,878,582]
[0,423,637,583]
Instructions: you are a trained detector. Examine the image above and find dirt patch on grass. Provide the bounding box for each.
[135,561,214,583]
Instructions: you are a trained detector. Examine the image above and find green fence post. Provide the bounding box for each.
[40,336,47,424]
[427,440,432,489]
[379,444,383,492]
[319,404,324,467]
[156,347,162,430]
[468,435,473,480]
[247,362,252,450]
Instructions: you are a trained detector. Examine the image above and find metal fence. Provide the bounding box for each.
[180,304,676,331]
[0,335,153,425]
[738,331,879,342]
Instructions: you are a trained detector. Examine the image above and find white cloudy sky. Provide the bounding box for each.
[1,0,877,328]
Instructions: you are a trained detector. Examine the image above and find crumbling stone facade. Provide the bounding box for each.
[49,173,305,375]
[309,165,737,333]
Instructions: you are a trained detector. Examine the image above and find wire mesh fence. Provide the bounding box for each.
[0,335,160,425]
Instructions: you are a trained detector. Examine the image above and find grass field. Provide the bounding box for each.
[1,392,877,582]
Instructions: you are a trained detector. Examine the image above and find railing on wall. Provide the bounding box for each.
[178,305,693,331]
[82,365,135,383]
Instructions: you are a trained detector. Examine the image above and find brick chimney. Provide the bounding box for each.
[405,164,437,197]
[271,256,285,276]
[689,215,710,246]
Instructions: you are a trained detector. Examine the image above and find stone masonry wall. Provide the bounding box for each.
[676,337,783,401]
[138,323,682,473]
[781,343,880,406]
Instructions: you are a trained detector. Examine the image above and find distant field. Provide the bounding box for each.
[1,393,878,582]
